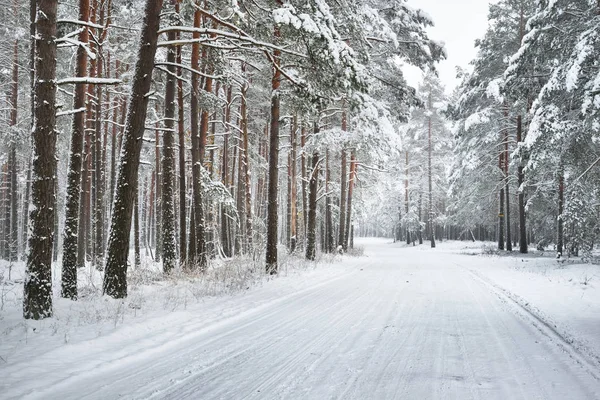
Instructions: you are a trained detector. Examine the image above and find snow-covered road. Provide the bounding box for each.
[4,239,600,399]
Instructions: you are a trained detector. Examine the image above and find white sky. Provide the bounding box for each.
[403,0,499,92]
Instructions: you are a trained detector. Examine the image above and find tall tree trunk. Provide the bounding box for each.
[199,37,216,259]
[3,164,9,260]
[405,151,410,244]
[428,94,435,248]
[9,32,19,262]
[344,151,356,250]
[21,159,31,259]
[103,0,164,298]
[325,150,334,253]
[161,1,178,273]
[498,124,505,250]
[557,167,564,256]
[154,110,162,262]
[306,148,319,261]
[504,107,512,252]
[220,86,232,257]
[23,0,35,261]
[176,28,187,264]
[189,8,206,270]
[236,131,246,252]
[24,0,58,319]
[289,115,298,253]
[338,150,347,252]
[265,21,282,274]
[417,188,423,245]
[300,124,308,249]
[241,82,253,252]
[134,182,141,268]
[338,107,347,251]
[94,3,106,268]
[109,61,120,213]
[517,115,527,253]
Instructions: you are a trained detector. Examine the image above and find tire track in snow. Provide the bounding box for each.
[465,266,600,382]
[17,267,360,400]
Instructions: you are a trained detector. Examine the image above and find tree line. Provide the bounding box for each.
[0,0,443,319]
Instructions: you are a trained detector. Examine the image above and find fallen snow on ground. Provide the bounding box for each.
[1,239,599,399]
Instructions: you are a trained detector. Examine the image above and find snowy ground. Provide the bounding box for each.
[1,238,600,399]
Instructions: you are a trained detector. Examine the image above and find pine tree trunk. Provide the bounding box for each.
[220,86,231,257]
[306,149,319,261]
[141,177,147,254]
[236,115,247,253]
[498,186,505,250]
[338,107,347,251]
[325,150,334,253]
[9,34,19,262]
[134,182,141,268]
[9,148,18,262]
[161,2,178,273]
[289,115,298,253]
[103,0,164,298]
[428,95,436,249]
[300,124,308,249]
[78,40,95,269]
[154,114,162,262]
[557,168,564,256]
[265,23,282,274]
[24,0,58,319]
[21,158,31,260]
[94,6,106,269]
[109,62,120,213]
[175,25,186,264]
[241,82,253,252]
[498,136,505,250]
[344,151,356,250]
[405,151,410,244]
[517,115,528,253]
[338,148,347,252]
[3,165,10,260]
[189,8,206,270]
[417,188,423,245]
[504,113,512,252]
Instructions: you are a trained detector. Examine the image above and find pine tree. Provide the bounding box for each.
[103,0,165,299]
[24,0,59,319]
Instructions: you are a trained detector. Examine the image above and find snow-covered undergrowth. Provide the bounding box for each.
[0,248,352,365]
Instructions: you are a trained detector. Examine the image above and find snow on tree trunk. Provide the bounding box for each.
[176,23,187,264]
[338,108,347,252]
[325,150,334,253]
[9,31,19,262]
[24,0,59,320]
[161,2,178,273]
[428,94,436,249]
[103,0,165,299]
[220,86,232,257]
[241,82,253,252]
[557,167,564,257]
[517,115,528,253]
[344,151,356,251]
[306,148,319,261]
[265,22,282,275]
[61,0,89,294]
[188,8,207,271]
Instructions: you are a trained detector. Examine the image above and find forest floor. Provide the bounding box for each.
[1,238,600,399]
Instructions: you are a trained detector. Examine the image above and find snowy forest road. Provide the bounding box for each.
[4,239,600,399]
